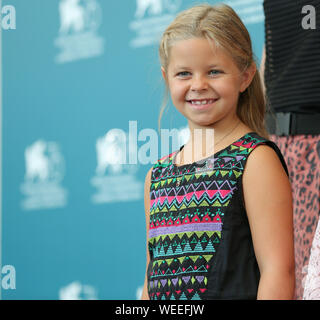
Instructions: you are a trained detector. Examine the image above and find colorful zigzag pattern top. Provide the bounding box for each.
[147,131,288,300]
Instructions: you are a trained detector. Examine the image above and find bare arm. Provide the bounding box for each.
[260,45,266,94]
[243,145,295,300]
[140,167,153,300]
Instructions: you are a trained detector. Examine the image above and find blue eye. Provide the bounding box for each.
[209,69,221,76]
[177,71,191,77]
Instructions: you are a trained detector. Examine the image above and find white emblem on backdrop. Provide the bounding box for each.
[54,0,104,64]
[20,140,68,210]
[91,129,143,204]
[59,281,98,300]
[129,0,182,48]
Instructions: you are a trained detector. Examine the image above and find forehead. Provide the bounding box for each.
[168,37,235,69]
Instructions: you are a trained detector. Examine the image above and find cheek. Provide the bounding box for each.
[169,83,188,101]
[214,79,241,98]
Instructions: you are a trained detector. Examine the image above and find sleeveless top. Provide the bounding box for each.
[147,132,289,300]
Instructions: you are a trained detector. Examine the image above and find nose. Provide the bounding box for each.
[191,75,208,91]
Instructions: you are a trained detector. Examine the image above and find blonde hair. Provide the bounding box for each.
[158,3,270,139]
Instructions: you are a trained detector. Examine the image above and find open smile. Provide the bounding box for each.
[186,98,219,110]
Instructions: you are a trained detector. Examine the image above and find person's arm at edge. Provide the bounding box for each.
[140,167,153,300]
[260,45,266,94]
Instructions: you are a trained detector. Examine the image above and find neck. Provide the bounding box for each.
[177,119,245,164]
[187,117,242,146]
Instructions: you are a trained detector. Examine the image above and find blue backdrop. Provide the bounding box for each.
[1,0,265,299]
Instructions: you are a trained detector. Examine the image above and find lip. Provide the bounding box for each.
[186,98,219,110]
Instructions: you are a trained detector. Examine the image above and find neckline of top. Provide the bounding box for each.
[171,131,257,169]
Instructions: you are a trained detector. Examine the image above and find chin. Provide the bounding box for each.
[189,118,218,127]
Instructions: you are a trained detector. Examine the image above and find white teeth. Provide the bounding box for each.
[190,99,215,105]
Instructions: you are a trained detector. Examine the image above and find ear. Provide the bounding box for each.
[161,66,168,83]
[240,62,256,93]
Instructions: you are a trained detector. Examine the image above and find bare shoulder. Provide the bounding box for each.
[145,166,153,182]
[244,144,288,181]
[144,167,153,191]
[243,144,292,209]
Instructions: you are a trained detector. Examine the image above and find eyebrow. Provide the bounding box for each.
[174,64,220,70]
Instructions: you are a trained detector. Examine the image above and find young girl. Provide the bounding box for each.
[141,3,295,300]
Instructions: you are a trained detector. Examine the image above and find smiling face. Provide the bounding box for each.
[162,37,255,131]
